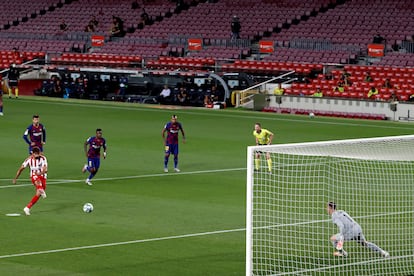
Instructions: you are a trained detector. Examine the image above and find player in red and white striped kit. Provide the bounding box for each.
[13,147,48,216]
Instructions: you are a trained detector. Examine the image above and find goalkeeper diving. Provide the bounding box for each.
[327,201,389,258]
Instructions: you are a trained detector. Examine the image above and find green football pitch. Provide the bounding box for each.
[1,97,414,275]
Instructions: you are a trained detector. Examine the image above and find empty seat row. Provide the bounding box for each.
[221,60,323,74]
[146,56,215,70]
[50,53,142,67]
[262,106,387,120]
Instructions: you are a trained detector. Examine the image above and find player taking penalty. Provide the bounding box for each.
[253,123,273,173]
[327,201,389,258]
[12,147,48,216]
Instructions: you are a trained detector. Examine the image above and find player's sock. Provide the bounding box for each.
[164,156,169,168]
[27,195,41,208]
[365,241,383,254]
[267,158,272,172]
[88,173,96,180]
[15,88,19,98]
[255,159,260,170]
[174,156,178,168]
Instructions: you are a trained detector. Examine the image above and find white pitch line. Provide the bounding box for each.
[1,208,411,260]
[0,167,246,189]
[0,227,246,260]
[0,167,248,259]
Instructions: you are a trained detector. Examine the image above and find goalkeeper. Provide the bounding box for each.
[327,201,389,258]
[252,123,273,173]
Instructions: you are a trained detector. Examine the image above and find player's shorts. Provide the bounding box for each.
[350,232,366,244]
[87,157,101,170]
[31,175,46,189]
[337,227,364,242]
[255,144,267,154]
[29,145,43,154]
[165,144,179,155]
[8,79,18,87]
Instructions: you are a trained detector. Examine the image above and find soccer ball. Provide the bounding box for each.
[309,112,315,118]
[83,203,94,213]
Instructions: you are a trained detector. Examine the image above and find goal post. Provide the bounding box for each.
[246,135,414,276]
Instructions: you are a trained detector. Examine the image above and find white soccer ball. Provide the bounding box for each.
[83,203,94,213]
[309,112,315,118]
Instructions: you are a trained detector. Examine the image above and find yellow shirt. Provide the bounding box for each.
[273,87,284,95]
[253,128,273,145]
[367,88,378,98]
[313,91,323,97]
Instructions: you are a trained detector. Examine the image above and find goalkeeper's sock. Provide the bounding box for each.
[267,158,272,172]
[254,159,260,170]
[366,241,383,254]
[15,88,19,98]
[27,195,40,208]
[8,88,12,98]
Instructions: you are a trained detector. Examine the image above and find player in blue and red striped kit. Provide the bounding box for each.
[82,128,107,186]
[23,115,46,154]
[162,115,185,172]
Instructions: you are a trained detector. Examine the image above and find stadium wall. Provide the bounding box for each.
[267,95,412,121]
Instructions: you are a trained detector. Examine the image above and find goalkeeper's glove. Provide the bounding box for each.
[336,235,344,250]
[336,240,344,250]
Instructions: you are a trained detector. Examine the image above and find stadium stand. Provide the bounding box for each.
[0,0,413,112]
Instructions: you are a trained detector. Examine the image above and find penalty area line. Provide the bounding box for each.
[0,227,245,259]
[0,167,246,189]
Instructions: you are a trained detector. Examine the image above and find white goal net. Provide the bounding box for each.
[246,135,414,276]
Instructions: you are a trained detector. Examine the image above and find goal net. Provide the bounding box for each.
[246,135,414,276]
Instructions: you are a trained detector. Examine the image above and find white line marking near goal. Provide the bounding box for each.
[274,255,411,276]
[0,227,245,260]
[0,167,246,189]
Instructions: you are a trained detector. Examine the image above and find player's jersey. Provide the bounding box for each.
[164,122,183,145]
[24,123,46,147]
[22,155,48,177]
[8,67,19,81]
[332,210,362,239]
[253,128,273,145]
[86,136,107,158]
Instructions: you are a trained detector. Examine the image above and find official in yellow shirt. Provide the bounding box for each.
[273,83,284,95]
[253,123,274,173]
[367,86,378,98]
